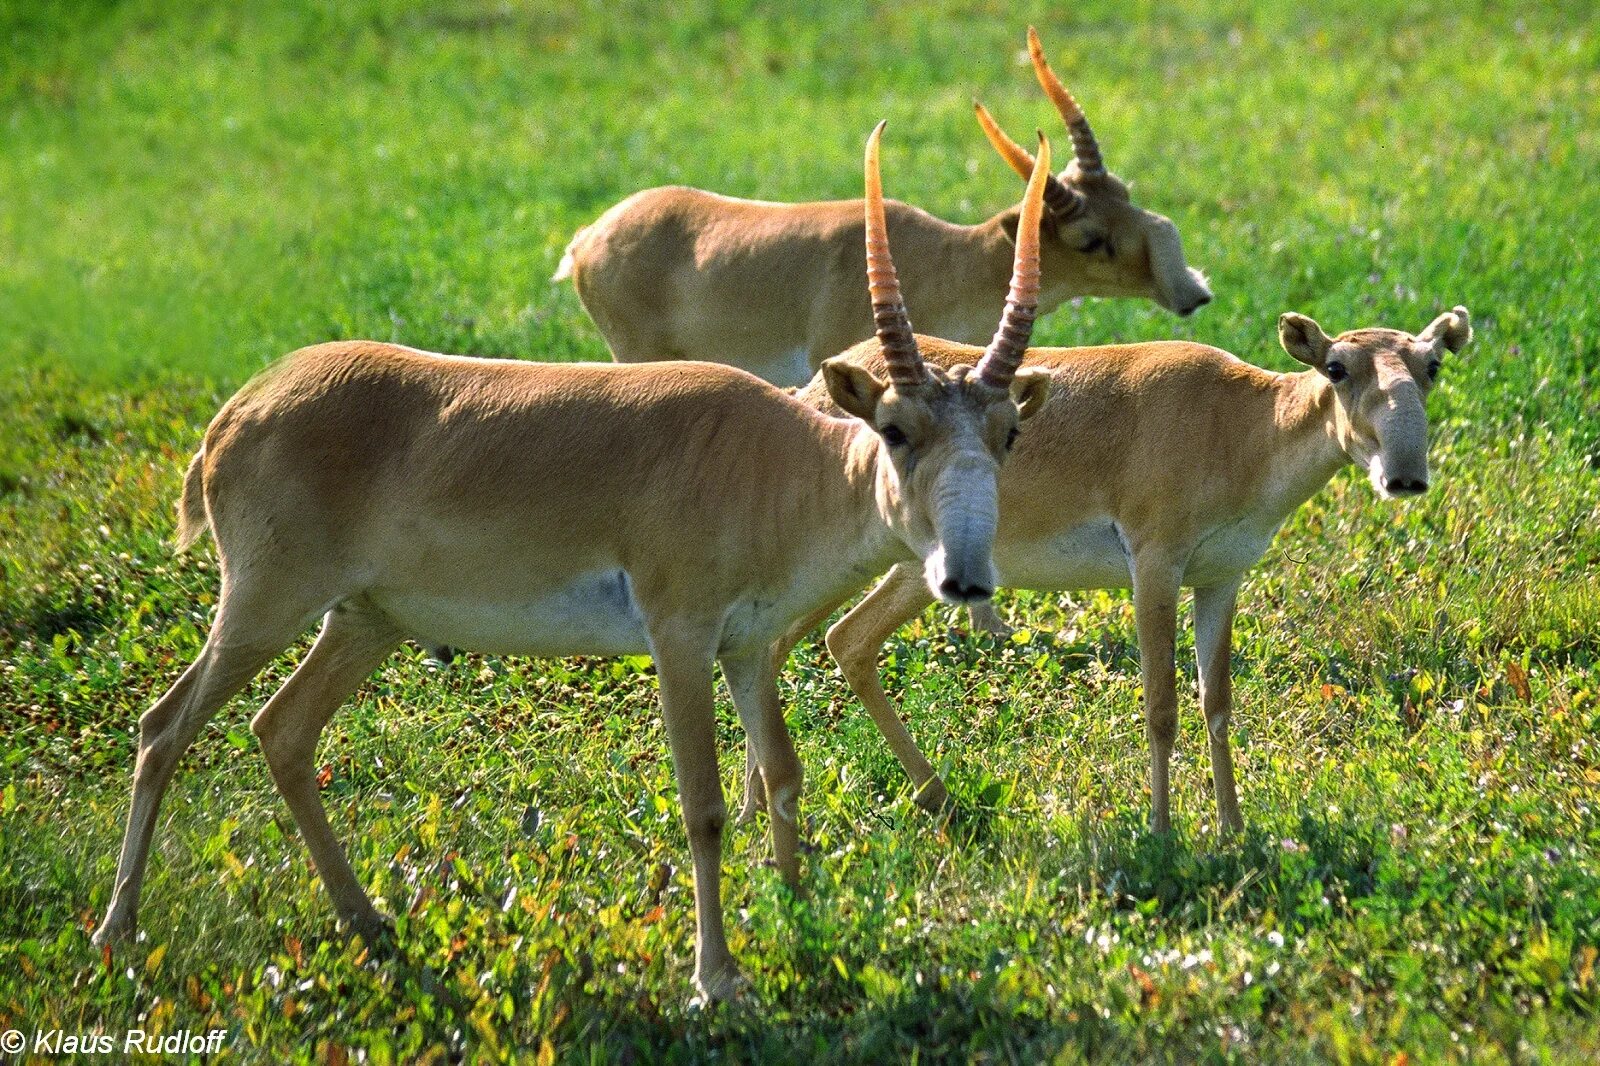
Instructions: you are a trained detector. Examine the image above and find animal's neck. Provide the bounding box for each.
[977,207,1077,315]
[788,419,908,601]
[977,207,1026,287]
[1264,371,1351,517]
[889,209,1017,346]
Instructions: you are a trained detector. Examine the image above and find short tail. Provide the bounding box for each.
[175,447,210,552]
[550,225,587,282]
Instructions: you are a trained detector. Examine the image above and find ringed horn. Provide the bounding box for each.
[976,130,1051,388]
[865,120,1051,391]
[971,25,1106,217]
[863,120,928,388]
[1028,25,1105,177]
[973,100,1085,220]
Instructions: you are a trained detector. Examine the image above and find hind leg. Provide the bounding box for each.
[582,296,682,366]
[605,335,684,365]
[1132,555,1183,834]
[723,652,803,887]
[249,601,401,938]
[95,581,319,947]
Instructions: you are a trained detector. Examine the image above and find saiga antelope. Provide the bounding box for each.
[93,124,1055,1002]
[740,307,1472,833]
[556,27,1211,389]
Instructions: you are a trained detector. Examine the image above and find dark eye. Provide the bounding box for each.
[1325,361,1348,383]
[1005,427,1020,451]
[1077,235,1113,257]
[881,424,908,447]
[1426,359,1441,379]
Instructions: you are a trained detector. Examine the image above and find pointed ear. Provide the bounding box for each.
[1009,367,1052,420]
[998,207,1020,248]
[822,357,887,423]
[1279,312,1333,369]
[998,206,1059,248]
[1419,305,1472,353]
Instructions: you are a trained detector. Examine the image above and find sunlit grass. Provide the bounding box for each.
[2,0,1599,1061]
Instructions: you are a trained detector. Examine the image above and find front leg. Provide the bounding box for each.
[1131,557,1183,834]
[648,621,742,1003]
[826,564,943,811]
[1193,577,1245,834]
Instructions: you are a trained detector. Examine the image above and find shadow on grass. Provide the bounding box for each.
[0,587,115,646]
[1063,809,1386,926]
[567,989,1128,1064]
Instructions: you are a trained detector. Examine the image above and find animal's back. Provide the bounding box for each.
[563,187,905,380]
[978,341,1281,522]
[803,337,1284,552]
[1017,342,1275,447]
[198,344,837,588]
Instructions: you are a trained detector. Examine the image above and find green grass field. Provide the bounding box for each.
[4,0,1599,1060]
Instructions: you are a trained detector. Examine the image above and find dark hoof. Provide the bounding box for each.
[912,778,954,816]
[692,963,749,1007]
[90,917,135,949]
[345,913,397,953]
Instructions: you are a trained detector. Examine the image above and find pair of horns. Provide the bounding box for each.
[974,26,1106,216]
[864,120,1050,391]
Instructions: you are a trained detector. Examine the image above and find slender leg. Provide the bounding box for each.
[966,600,1014,637]
[95,584,312,946]
[738,594,846,825]
[648,620,741,1002]
[249,602,401,936]
[1193,577,1245,835]
[722,653,804,887]
[825,564,944,811]
[738,747,764,825]
[1131,557,1183,834]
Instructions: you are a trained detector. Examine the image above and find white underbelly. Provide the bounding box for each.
[1182,523,1276,587]
[369,568,650,658]
[995,519,1132,591]
[993,517,1277,592]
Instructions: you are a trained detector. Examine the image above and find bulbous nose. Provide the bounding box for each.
[1383,474,1429,496]
[939,577,994,603]
[1177,294,1212,317]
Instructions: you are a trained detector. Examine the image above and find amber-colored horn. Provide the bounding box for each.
[974,100,1085,219]
[976,133,1050,389]
[1027,26,1105,177]
[864,120,927,388]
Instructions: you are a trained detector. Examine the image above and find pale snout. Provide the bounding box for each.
[1172,271,1213,318]
[921,460,1001,604]
[1366,384,1431,499]
[928,553,997,603]
[1369,455,1430,498]
[1147,216,1213,317]
[1380,470,1429,497]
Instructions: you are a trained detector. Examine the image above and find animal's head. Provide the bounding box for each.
[1278,306,1472,498]
[975,27,1212,317]
[825,121,1051,604]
